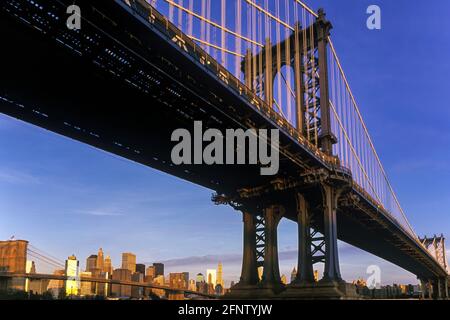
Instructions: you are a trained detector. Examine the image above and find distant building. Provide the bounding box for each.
[169,272,189,289]
[153,263,164,277]
[314,270,319,282]
[290,267,297,283]
[65,255,80,296]
[281,274,287,285]
[206,269,216,288]
[24,260,36,292]
[216,262,224,287]
[104,255,113,275]
[47,269,65,298]
[257,266,263,281]
[188,279,196,292]
[196,273,205,283]
[131,272,144,298]
[96,248,104,272]
[0,240,28,291]
[111,268,132,298]
[146,266,156,280]
[215,283,224,295]
[136,263,146,275]
[80,271,93,296]
[86,255,97,272]
[152,275,166,298]
[121,253,136,273]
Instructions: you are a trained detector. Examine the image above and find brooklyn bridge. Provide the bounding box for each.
[0,0,448,299]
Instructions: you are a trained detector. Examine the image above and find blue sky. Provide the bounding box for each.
[1,0,450,286]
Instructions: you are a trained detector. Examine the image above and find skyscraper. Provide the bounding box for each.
[65,255,80,296]
[216,262,224,287]
[153,263,164,277]
[86,255,97,272]
[96,248,104,272]
[111,268,132,298]
[290,267,297,283]
[104,255,113,275]
[136,263,146,275]
[146,265,156,279]
[206,269,216,287]
[196,273,205,283]
[169,272,189,289]
[121,253,136,273]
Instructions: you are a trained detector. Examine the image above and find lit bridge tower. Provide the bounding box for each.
[215,9,356,299]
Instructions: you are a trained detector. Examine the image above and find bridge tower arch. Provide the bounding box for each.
[241,9,337,155]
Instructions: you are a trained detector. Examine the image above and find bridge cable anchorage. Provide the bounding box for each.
[327,38,417,238]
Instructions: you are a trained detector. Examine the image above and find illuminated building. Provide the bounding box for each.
[152,275,166,298]
[146,265,155,280]
[189,279,196,292]
[169,272,189,289]
[96,248,104,272]
[80,271,93,296]
[257,266,264,281]
[111,268,132,298]
[206,269,216,288]
[47,270,65,299]
[0,240,28,291]
[121,253,136,273]
[216,262,224,287]
[104,255,113,275]
[65,255,80,296]
[24,260,36,292]
[290,267,297,283]
[196,273,205,283]
[314,270,319,282]
[86,255,97,272]
[281,274,287,285]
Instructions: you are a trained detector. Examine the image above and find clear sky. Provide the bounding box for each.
[1,0,450,287]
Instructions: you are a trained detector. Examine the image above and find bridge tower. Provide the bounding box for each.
[419,235,449,299]
[223,9,356,300]
[241,9,337,154]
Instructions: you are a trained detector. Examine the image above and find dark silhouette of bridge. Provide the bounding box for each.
[0,0,448,299]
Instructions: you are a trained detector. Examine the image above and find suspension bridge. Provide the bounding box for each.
[0,0,448,299]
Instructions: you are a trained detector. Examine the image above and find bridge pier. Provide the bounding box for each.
[282,187,357,299]
[258,206,285,296]
[226,211,259,299]
[227,205,286,299]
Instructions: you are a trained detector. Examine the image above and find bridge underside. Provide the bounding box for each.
[0,0,446,288]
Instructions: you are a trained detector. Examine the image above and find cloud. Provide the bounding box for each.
[75,210,124,217]
[0,168,40,185]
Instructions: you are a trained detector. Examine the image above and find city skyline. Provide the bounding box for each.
[1,0,450,297]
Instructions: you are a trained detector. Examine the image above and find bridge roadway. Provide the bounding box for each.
[0,272,215,298]
[0,0,447,287]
